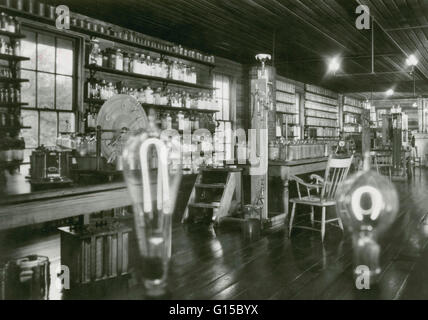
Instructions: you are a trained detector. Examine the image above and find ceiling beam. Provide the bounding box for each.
[337,80,428,93]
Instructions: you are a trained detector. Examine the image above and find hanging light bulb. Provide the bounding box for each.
[336,153,399,284]
[406,54,418,67]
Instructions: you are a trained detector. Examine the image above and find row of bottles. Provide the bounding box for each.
[89,40,198,84]
[56,132,97,157]
[0,37,20,56]
[87,79,218,110]
[269,138,329,161]
[0,12,20,34]
[0,85,21,104]
[153,110,216,132]
[0,133,25,162]
[0,111,22,128]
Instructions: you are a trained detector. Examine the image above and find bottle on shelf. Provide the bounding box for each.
[115,48,123,71]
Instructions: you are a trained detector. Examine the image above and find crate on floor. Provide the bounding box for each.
[59,223,132,290]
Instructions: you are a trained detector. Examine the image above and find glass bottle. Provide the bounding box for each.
[89,39,100,65]
[154,88,161,105]
[102,50,108,68]
[161,59,168,78]
[108,48,116,69]
[144,86,154,104]
[115,48,123,71]
[123,53,130,72]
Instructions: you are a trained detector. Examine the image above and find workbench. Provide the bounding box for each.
[267,157,329,226]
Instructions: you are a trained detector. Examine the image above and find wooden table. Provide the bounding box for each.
[268,157,329,225]
[0,172,159,231]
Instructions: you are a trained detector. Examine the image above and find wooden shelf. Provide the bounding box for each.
[0,102,28,108]
[305,98,338,107]
[305,89,338,100]
[84,98,218,113]
[0,125,30,131]
[0,53,30,62]
[276,110,297,115]
[276,100,295,105]
[0,77,28,84]
[305,114,338,120]
[305,124,339,129]
[0,4,215,68]
[305,107,338,114]
[343,110,362,115]
[0,29,26,39]
[276,89,295,95]
[85,64,214,90]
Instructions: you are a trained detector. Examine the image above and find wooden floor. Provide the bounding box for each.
[2,169,428,300]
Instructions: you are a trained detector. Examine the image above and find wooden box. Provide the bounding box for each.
[59,224,132,289]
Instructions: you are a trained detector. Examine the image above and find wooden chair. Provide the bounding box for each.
[288,155,354,242]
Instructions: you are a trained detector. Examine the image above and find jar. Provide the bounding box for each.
[89,39,100,65]
[7,16,15,33]
[107,48,116,69]
[154,88,161,105]
[162,112,172,130]
[177,111,185,131]
[123,53,130,72]
[115,49,123,71]
[269,141,279,160]
[144,86,154,104]
[130,53,139,73]
[102,50,108,68]
[13,40,20,56]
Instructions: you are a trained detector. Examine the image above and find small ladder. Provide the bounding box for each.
[181,167,243,224]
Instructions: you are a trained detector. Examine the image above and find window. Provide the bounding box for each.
[20,27,76,164]
[213,73,233,162]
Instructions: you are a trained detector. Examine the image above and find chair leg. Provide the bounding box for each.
[310,206,314,227]
[321,207,326,242]
[338,217,344,231]
[289,202,296,238]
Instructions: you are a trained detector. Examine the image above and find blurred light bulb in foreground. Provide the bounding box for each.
[336,153,399,284]
[122,128,182,297]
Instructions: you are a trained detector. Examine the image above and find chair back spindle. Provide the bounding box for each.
[320,156,354,201]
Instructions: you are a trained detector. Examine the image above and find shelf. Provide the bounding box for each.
[344,122,361,126]
[305,89,338,100]
[276,110,297,115]
[0,53,30,62]
[305,114,338,120]
[305,107,338,114]
[0,125,30,131]
[343,110,362,115]
[0,102,28,108]
[0,77,28,84]
[0,4,215,68]
[276,89,295,95]
[85,64,214,90]
[305,125,339,129]
[0,29,26,39]
[276,100,295,105]
[305,98,338,107]
[84,98,218,113]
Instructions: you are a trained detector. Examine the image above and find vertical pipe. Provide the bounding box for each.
[371,18,374,74]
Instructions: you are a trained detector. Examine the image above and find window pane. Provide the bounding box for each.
[59,112,75,133]
[21,70,36,108]
[37,33,55,72]
[56,38,73,75]
[223,100,230,120]
[40,111,57,146]
[37,72,55,109]
[56,75,73,110]
[21,30,37,70]
[222,77,230,99]
[21,110,38,148]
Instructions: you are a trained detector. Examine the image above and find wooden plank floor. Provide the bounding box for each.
[2,170,428,299]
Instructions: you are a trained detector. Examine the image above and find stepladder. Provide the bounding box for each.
[181,167,243,225]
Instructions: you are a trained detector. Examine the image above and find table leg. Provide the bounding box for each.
[282,177,289,222]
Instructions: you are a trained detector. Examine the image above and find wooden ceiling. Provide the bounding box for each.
[47,0,428,96]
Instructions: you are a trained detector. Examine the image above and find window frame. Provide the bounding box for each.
[19,23,80,164]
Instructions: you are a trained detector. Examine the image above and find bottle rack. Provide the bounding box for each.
[0,14,30,170]
[343,96,364,134]
[304,84,339,138]
[276,79,299,139]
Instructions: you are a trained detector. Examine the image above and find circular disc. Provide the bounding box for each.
[96,94,148,159]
